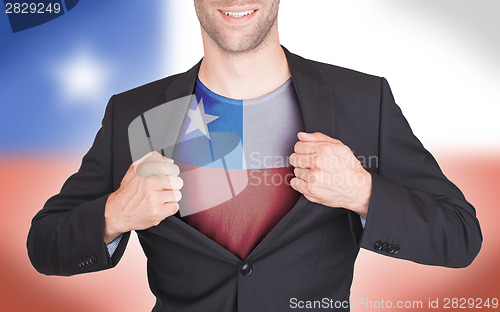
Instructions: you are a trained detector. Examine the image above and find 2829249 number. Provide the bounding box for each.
[5,2,61,14]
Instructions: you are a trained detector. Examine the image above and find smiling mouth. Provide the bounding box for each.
[219,9,257,18]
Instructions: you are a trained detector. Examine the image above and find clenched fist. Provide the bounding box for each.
[104,151,183,244]
[289,132,372,218]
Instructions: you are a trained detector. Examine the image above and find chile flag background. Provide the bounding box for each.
[1,1,500,311]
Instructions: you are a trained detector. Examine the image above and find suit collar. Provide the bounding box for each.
[282,46,336,136]
[163,45,336,137]
[163,59,202,102]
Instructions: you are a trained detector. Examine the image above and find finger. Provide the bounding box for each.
[294,168,324,186]
[125,151,161,182]
[136,162,177,178]
[293,167,310,181]
[163,157,174,164]
[162,202,180,217]
[136,162,180,178]
[290,178,319,203]
[298,132,342,144]
[294,141,314,154]
[142,155,174,164]
[133,151,162,166]
[158,190,182,203]
[161,176,184,190]
[165,163,180,176]
[290,177,314,197]
[289,153,315,169]
[294,141,334,155]
[290,176,305,192]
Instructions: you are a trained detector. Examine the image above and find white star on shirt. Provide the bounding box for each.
[185,98,219,139]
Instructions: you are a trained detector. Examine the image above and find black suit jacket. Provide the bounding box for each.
[27,47,482,312]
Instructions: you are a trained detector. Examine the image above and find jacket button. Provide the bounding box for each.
[79,259,87,268]
[393,245,400,254]
[381,242,389,252]
[240,263,253,276]
[374,241,383,250]
[387,244,395,254]
[89,256,97,265]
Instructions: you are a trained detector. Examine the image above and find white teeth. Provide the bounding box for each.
[222,10,255,18]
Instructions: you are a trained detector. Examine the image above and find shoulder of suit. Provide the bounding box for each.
[106,72,189,123]
[113,73,181,102]
[289,51,383,87]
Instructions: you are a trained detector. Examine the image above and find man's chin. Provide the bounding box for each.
[216,36,265,55]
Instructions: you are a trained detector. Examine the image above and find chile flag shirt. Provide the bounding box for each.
[174,77,305,260]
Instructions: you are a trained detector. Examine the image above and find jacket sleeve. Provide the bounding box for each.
[27,96,130,276]
[357,77,482,268]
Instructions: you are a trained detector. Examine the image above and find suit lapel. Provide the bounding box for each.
[284,47,337,137]
[163,60,201,102]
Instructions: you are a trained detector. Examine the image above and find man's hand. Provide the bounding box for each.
[289,132,372,218]
[103,151,183,244]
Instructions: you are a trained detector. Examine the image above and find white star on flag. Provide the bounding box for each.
[53,46,111,107]
[185,97,219,139]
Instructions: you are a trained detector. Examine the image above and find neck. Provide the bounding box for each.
[198,24,291,100]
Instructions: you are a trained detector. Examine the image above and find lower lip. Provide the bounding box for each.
[218,10,258,24]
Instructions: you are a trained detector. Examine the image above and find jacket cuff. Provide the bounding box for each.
[70,194,114,274]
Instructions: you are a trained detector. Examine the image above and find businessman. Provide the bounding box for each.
[27,1,482,311]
